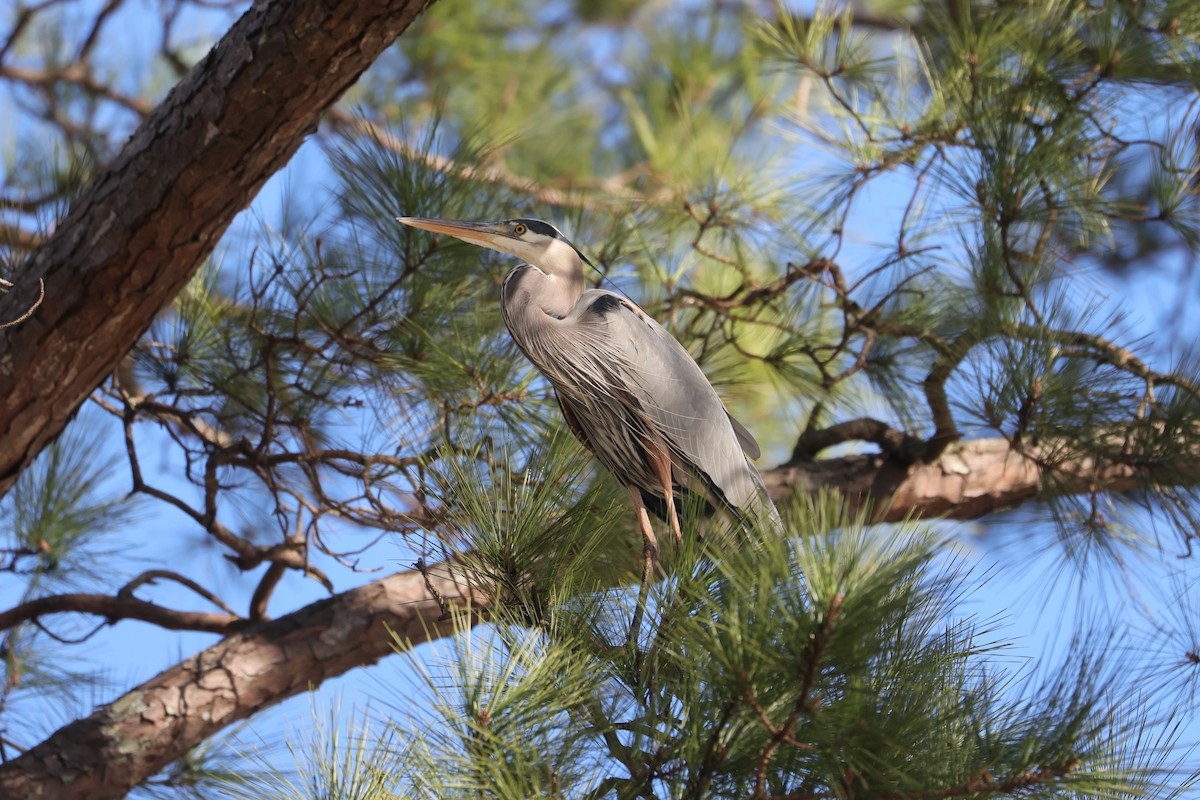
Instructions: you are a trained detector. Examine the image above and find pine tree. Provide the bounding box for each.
[1,0,1199,797]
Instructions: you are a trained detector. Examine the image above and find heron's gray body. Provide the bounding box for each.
[397,215,782,545]
[503,264,773,527]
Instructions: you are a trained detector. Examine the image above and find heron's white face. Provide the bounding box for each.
[397,216,581,279]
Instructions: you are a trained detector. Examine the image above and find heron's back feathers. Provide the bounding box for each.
[507,283,783,535]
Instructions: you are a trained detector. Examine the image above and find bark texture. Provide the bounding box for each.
[0,566,476,800]
[0,0,436,498]
[0,436,1151,798]
[764,437,1143,522]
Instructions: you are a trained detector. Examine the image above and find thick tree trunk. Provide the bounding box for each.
[0,438,1152,798]
[0,0,436,499]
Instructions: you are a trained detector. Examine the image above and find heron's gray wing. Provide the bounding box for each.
[578,290,772,520]
[725,411,761,460]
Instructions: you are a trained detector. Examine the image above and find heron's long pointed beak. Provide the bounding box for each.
[396,216,513,248]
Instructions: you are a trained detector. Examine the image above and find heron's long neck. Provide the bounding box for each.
[500,263,586,381]
[502,265,581,322]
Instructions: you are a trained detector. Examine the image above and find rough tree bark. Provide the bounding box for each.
[0,567,477,800]
[0,437,1162,799]
[0,0,437,499]
[765,436,1149,522]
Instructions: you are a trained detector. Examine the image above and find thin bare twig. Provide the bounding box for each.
[0,278,44,329]
[118,570,236,615]
[0,592,243,634]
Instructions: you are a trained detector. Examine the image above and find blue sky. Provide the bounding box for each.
[2,0,1200,794]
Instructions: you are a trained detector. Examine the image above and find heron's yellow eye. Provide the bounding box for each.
[513,223,527,236]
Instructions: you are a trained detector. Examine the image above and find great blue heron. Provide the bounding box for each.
[398,216,782,561]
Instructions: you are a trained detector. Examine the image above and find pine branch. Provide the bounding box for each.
[0,435,1172,796]
[0,560,481,800]
[0,592,241,635]
[0,63,153,115]
[764,757,1081,799]
[326,110,665,211]
[767,436,1151,522]
[0,0,438,499]
[790,418,925,464]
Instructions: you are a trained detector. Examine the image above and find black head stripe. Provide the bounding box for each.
[510,217,596,268]
[512,218,564,239]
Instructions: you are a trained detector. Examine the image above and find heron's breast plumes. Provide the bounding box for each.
[503,284,659,487]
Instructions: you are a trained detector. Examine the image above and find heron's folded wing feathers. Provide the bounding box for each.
[725,411,761,460]
[582,290,768,515]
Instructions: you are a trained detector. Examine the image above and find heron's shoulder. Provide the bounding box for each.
[581,289,650,321]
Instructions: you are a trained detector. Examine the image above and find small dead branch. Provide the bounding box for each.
[0,277,45,329]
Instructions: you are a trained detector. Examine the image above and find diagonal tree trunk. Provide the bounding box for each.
[0,438,1164,799]
[0,0,437,499]
[0,565,477,800]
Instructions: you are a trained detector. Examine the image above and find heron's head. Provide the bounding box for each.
[397,216,590,282]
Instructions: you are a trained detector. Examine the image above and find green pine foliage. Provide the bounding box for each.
[239,492,1164,799]
[262,0,1197,795]
[4,0,1200,796]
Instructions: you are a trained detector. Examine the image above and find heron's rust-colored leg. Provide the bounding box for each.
[627,486,658,651]
[645,443,682,545]
[628,485,659,562]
